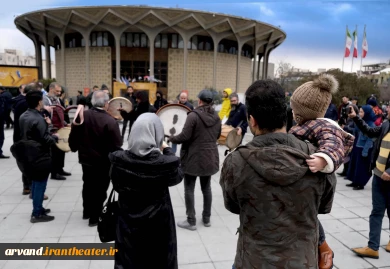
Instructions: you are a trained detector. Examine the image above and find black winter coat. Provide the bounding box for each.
[69,108,122,166]
[170,104,221,176]
[225,102,248,136]
[109,148,183,269]
[12,95,28,143]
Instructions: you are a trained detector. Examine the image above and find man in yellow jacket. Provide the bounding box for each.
[219,88,232,120]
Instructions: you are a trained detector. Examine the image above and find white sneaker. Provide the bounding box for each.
[177,220,197,231]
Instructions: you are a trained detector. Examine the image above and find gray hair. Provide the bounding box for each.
[230,93,239,100]
[49,82,61,90]
[92,90,109,108]
[179,92,188,98]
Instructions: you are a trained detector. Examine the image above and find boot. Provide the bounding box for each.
[386,241,390,253]
[351,246,379,259]
[319,241,334,269]
[177,220,197,231]
[30,214,55,223]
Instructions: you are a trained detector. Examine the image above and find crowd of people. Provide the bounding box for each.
[1,74,390,269]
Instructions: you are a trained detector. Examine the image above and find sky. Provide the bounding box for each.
[1,0,389,73]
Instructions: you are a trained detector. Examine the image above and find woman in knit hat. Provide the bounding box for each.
[289,73,356,269]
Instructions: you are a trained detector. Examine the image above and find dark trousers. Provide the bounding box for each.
[51,145,65,175]
[5,109,13,128]
[23,174,32,190]
[0,116,4,155]
[121,119,130,138]
[368,175,390,250]
[81,164,111,221]
[319,220,325,246]
[184,174,212,225]
[31,179,48,217]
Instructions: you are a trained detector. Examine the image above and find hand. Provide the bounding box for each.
[52,133,59,138]
[66,124,71,127]
[306,155,327,173]
[348,107,357,118]
[381,172,390,181]
[44,116,51,125]
[117,108,124,111]
[161,141,169,150]
[236,127,242,136]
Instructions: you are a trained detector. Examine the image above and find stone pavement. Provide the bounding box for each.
[1,127,390,269]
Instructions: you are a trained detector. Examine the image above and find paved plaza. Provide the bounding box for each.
[1,127,390,269]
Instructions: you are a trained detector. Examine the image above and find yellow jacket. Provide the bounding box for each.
[218,88,233,120]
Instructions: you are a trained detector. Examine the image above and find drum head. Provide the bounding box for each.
[108,97,133,120]
[156,104,191,137]
[56,127,71,152]
[225,128,242,150]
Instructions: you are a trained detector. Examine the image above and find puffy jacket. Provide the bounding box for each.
[218,88,232,120]
[220,133,335,269]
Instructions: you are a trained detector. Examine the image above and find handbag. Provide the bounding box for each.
[98,188,118,243]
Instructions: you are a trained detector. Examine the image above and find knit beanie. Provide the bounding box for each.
[290,74,339,125]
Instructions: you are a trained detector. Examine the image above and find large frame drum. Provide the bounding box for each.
[156,104,191,138]
[107,97,133,120]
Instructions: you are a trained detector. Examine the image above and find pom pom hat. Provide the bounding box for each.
[290,74,339,124]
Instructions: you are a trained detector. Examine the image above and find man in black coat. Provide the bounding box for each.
[0,87,14,129]
[225,93,248,142]
[178,92,194,110]
[16,89,58,223]
[69,90,122,227]
[86,85,99,109]
[170,89,221,230]
[0,88,7,158]
[324,102,338,121]
[153,90,168,111]
[122,85,136,140]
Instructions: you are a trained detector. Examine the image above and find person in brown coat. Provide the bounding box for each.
[170,89,221,230]
[220,80,336,269]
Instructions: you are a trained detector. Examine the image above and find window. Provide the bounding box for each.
[198,41,204,50]
[178,35,184,49]
[91,33,97,46]
[155,34,161,48]
[133,34,140,47]
[191,36,198,50]
[171,34,178,48]
[141,34,147,48]
[81,38,85,47]
[162,34,168,48]
[120,34,126,47]
[97,32,103,46]
[126,34,132,47]
[103,32,108,46]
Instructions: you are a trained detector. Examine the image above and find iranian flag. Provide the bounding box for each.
[353,30,358,58]
[362,30,368,58]
[345,28,352,57]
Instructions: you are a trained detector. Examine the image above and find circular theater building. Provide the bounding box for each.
[15,6,286,101]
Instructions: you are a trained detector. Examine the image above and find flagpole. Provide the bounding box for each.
[351,25,357,73]
[360,25,366,77]
[342,25,347,72]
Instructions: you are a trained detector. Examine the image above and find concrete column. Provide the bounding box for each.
[183,37,189,90]
[84,34,91,87]
[114,34,121,81]
[149,36,155,81]
[59,35,66,85]
[213,44,218,90]
[265,49,272,79]
[34,41,43,79]
[45,43,51,79]
[262,50,268,79]
[257,54,263,80]
[236,46,242,93]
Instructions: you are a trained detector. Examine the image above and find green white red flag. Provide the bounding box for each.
[353,30,358,58]
[345,28,352,57]
[362,30,368,58]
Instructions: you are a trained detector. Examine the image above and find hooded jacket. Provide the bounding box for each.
[220,133,335,269]
[170,104,221,176]
[154,90,168,110]
[218,88,232,120]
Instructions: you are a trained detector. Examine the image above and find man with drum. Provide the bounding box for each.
[69,90,122,227]
[122,85,136,140]
[225,93,248,144]
[43,82,72,180]
[170,89,221,230]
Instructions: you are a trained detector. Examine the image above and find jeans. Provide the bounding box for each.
[31,179,48,217]
[368,175,390,251]
[171,143,177,154]
[184,174,212,225]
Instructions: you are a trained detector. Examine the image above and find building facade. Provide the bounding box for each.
[15,6,286,100]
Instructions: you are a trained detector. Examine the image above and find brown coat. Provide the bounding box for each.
[170,104,221,176]
[220,133,335,269]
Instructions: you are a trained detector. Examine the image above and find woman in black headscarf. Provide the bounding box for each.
[109,113,183,269]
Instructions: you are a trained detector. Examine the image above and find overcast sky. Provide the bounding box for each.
[1,0,389,73]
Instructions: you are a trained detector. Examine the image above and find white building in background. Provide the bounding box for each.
[317,68,326,74]
[0,49,56,79]
[252,60,275,79]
